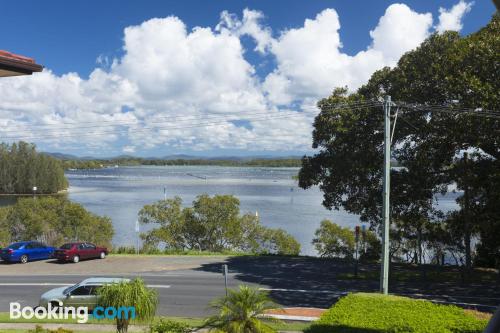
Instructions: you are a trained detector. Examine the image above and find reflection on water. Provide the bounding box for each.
[1,166,460,256]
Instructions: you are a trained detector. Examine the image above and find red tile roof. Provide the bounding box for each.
[0,50,36,64]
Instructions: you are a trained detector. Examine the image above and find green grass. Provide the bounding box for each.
[0,313,307,332]
[305,293,488,333]
[110,246,248,256]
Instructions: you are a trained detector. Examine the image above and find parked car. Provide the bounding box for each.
[53,242,108,263]
[39,277,129,309]
[0,241,55,264]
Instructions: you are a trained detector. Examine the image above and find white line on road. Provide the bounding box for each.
[0,283,171,289]
[258,287,346,295]
[0,283,72,286]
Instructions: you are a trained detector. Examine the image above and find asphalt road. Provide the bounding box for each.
[0,270,245,317]
[0,256,498,316]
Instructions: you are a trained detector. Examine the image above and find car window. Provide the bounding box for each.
[71,286,92,296]
[60,243,73,250]
[85,243,96,249]
[25,243,34,249]
[87,285,101,295]
[9,243,24,250]
[78,244,86,250]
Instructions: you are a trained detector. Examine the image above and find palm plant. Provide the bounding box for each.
[98,278,158,333]
[204,285,278,333]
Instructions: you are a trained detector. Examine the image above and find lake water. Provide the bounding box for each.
[65,166,359,255]
[2,166,460,256]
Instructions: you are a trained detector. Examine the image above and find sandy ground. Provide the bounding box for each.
[0,255,230,275]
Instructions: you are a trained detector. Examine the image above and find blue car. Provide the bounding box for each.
[1,241,55,264]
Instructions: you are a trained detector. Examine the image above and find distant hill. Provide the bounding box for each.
[44,152,303,161]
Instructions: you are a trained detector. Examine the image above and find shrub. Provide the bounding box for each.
[305,293,488,333]
[28,325,73,333]
[204,285,278,333]
[150,319,192,333]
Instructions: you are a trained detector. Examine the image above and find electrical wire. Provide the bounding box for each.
[0,112,308,141]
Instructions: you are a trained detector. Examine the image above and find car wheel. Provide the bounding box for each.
[99,252,106,259]
[20,255,29,264]
[72,255,80,263]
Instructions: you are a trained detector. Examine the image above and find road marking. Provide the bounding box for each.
[0,283,170,289]
[0,283,72,286]
[147,284,171,289]
[258,287,346,295]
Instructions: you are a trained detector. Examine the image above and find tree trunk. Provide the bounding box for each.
[116,319,129,333]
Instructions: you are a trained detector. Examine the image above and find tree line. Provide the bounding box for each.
[299,14,499,269]
[60,157,302,170]
[0,142,68,194]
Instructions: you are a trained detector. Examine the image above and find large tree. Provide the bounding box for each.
[299,14,499,267]
[139,194,301,255]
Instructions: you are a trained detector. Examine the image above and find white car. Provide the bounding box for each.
[39,277,129,309]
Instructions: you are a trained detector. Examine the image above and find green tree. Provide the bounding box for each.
[204,285,277,333]
[300,14,499,268]
[312,220,355,259]
[139,194,300,255]
[0,197,114,247]
[98,278,158,333]
[0,141,68,194]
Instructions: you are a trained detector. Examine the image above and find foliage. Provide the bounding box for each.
[0,141,67,194]
[28,325,73,333]
[313,220,355,259]
[204,285,277,333]
[299,14,500,268]
[312,220,380,261]
[0,196,114,248]
[98,278,158,333]
[150,319,192,333]
[139,194,300,255]
[305,293,487,333]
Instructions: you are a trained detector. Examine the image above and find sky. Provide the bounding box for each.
[0,0,496,157]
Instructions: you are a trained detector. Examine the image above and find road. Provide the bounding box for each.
[0,256,498,316]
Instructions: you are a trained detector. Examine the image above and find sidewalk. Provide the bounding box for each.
[265,307,326,321]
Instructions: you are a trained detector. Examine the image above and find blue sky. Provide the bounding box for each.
[0,1,496,157]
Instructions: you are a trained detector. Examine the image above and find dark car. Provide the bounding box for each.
[53,242,108,263]
[1,241,55,264]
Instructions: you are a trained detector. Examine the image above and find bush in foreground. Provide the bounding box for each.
[150,319,192,333]
[204,285,278,333]
[306,293,488,333]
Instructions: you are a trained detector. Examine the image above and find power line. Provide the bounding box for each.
[0,112,308,142]
[0,109,303,133]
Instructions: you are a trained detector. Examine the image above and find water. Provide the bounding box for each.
[64,166,363,255]
[3,166,461,256]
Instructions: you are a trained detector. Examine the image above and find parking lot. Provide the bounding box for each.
[0,254,229,275]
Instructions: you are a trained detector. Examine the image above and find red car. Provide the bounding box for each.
[54,242,108,263]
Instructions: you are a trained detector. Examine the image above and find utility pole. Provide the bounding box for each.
[463,152,471,270]
[380,95,391,294]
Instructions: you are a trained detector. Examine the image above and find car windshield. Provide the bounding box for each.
[7,243,24,250]
[60,243,73,250]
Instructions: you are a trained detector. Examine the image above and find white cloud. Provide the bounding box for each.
[122,145,136,153]
[436,1,473,33]
[260,4,433,107]
[0,3,465,155]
